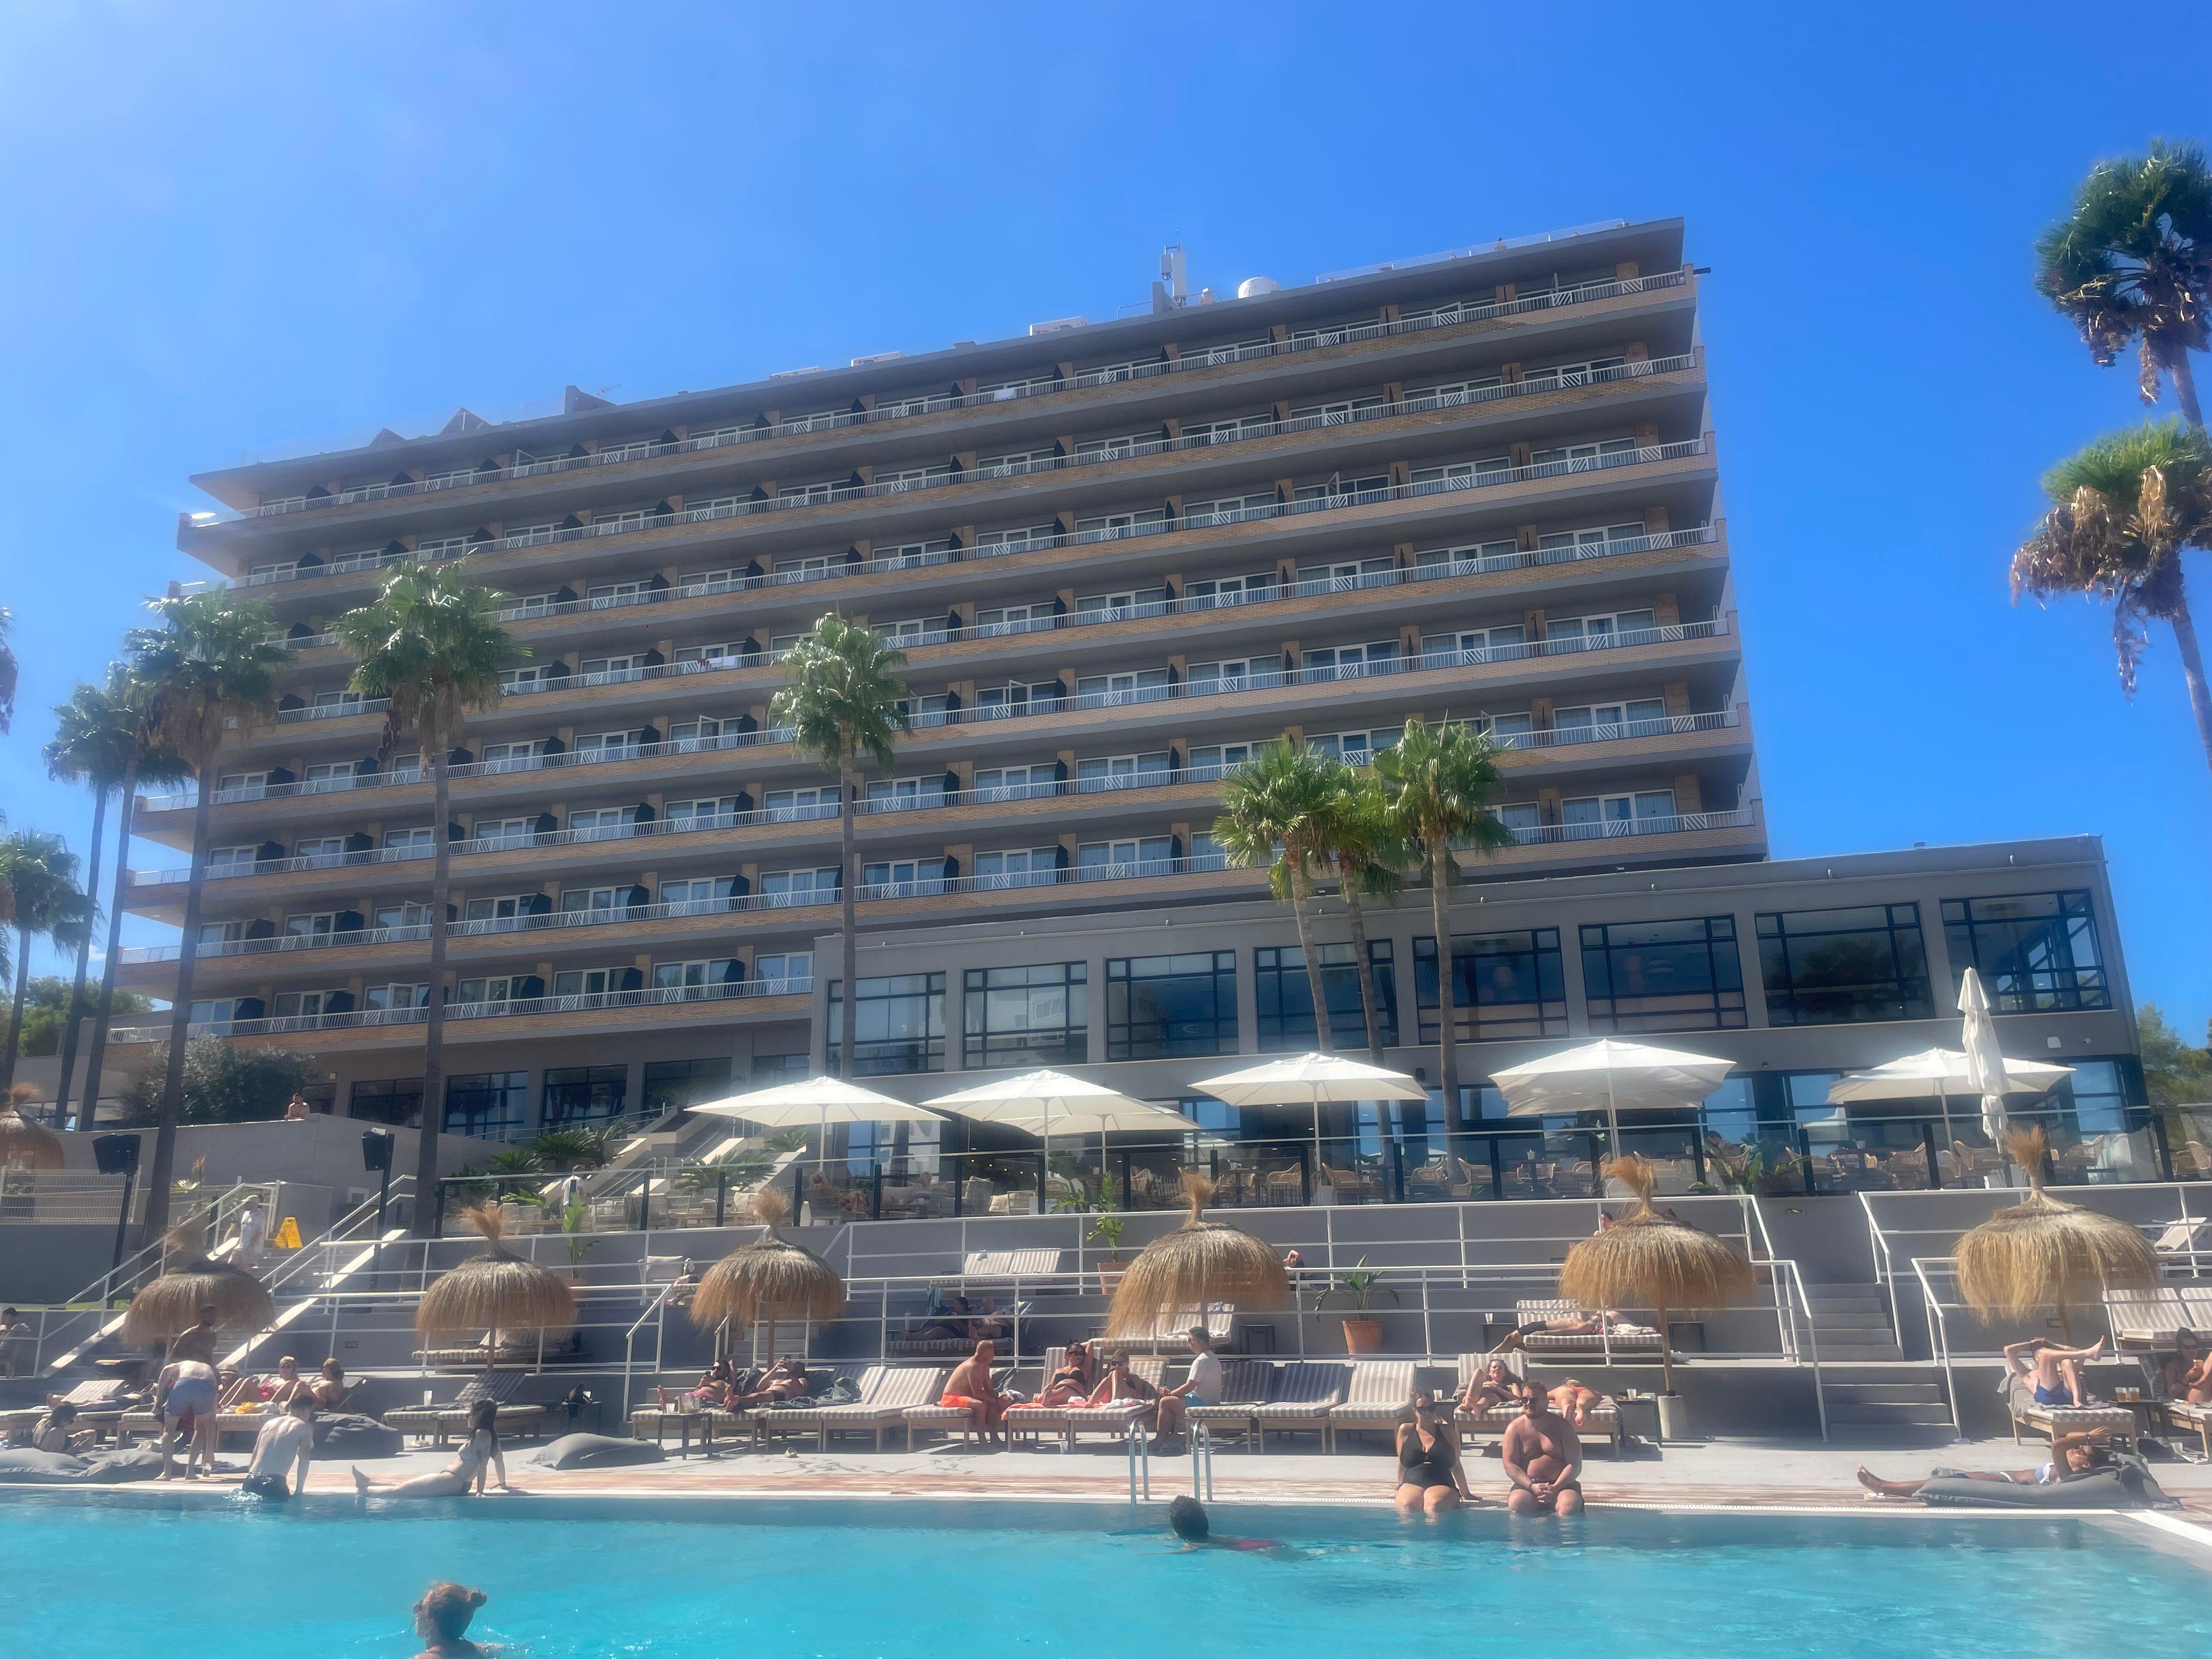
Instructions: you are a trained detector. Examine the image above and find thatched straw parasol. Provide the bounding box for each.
[0,1084,65,1171]
[416,1204,577,1353]
[1954,1127,2159,1337]
[121,1218,275,1350]
[1105,1172,1291,1339]
[1559,1156,1753,1395]
[691,1188,844,1361]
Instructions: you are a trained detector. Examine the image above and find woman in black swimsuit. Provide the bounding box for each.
[1393,1390,1475,1515]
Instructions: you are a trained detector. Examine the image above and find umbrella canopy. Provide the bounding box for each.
[0,1086,64,1170]
[1829,1046,2075,1152]
[687,1075,943,1174]
[1956,968,2015,1143]
[691,1188,845,1357]
[415,1204,577,1347]
[1104,1172,1291,1339]
[1195,1053,1426,1187]
[122,1220,275,1348]
[927,1071,1186,1194]
[1954,1126,2159,1334]
[1491,1039,1735,1154]
[1558,1155,1753,1393]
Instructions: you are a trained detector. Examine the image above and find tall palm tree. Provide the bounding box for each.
[332,564,518,1236]
[43,669,186,1128]
[1373,719,1515,1119]
[2014,419,2212,774]
[0,831,88,1094]
[126,592,285,1238]
[767,614,911,1077]
[1212,742,1346,1054]
[0,606,16,735]
[2036,139,2212,427]
[1313,769,1409,1064]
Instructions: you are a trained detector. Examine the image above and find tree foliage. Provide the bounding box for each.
[118,1040,325,1126]
[5,975,152,1059]
[2138,1002,2212,1107]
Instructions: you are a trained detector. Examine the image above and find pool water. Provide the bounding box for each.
[11,1494,2208,1658]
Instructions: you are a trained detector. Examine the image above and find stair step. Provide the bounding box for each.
[1825,1383,1947,1404]
[1815,1344,1906,1361]
[1828,1405,1958,1426]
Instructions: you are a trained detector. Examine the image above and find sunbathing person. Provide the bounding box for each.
[1083,1353,1162,1429]
[1548,1379,1605,1430]
[943,1340,1017,1442]
[1457,1357,1536,1415]
[261,1356,312,1409]
[1393,1391,1475,1515]
[353,1399,514,1498]
[2162,1329,2212,1404]
[311,1358,349,1409]
[1500,1392,1584,1517]
[662,1360,736,1410]
[734,1357,810,1408]
[1856,1428,2111,1498]
[905,1290,975,1345]
[1491,1309,1647,1352]
[411,1580,491,1659]
[31,1401,87,1453]
[154,1357,222,1481]
[2004,1335,2106,1407]
[1040,1341,1099,1407]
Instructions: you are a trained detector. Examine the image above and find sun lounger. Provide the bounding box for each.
[1101,1305,1236,1355]
[387,1368,550,1446]
[884,1308,1034,1359]
[1003,1348,1078,1448]
[415,1331,585,1370]
[1061,1357,1170,1448]
[2103,1286,2191,1350]
[1452,1352,1624,1455]
[2005,1376,2137,1449]
[116,1406,270,1443]
[2151,1218,2210,1266]
[2157,1397,2211,1458]
[2180,1286,2212,1330]
[902,1366,1020,1448]
[1249,1362,1348,1450]
[936,1248,1063,1282]
[1514,1297,1666,1356]
[774,1365,945,1451]
[1325,1360,1417,1451]
[1183,1361,1273,1447]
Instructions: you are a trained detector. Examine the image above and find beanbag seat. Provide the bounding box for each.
[0,1446,167,1484]
[312,1413,402,1458]
[533,1432,665,1470]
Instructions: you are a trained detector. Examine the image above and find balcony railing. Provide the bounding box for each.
[1506,806,1754,844]
[222,271,1690,526]
[106,975,812,1043]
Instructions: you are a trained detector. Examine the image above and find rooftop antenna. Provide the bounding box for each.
[1152,243,1189,313]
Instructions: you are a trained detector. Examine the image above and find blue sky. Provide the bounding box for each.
[2,3,2207,1032]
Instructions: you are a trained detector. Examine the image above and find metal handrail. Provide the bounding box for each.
[212,272,1690,527]
[1909,1257,1966,1438]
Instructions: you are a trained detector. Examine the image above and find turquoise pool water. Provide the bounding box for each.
[10,1494,2207,1658]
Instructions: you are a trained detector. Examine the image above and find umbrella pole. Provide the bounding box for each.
[1607,1072,1621,1160]
[1312,1087,1325,1202]
[1655,1293,1673,1396]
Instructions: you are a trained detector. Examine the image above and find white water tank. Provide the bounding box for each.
[1237,275,1282,299]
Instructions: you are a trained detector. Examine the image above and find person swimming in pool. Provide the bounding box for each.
[1855,1427,2111,1498]
[2005,1335,2105,1407]
[410,1580,490,1658]
[352,1400,515,1499]
[1167,1496,1293,1555]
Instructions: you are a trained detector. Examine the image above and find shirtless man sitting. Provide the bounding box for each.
[2005,1335,2106,1408]
[1500,1392,1584,1517]
[941,1340,1015,1443]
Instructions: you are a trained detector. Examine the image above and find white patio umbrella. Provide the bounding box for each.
[1194,1053,1426,1195]
[687,1076,944,1175]
[1827,1046,2074,1152]
[924,1070,1189,1199]
[1956,968,2017,1146]
[1490,1038,1735,1156]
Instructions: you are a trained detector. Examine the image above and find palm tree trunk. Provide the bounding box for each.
[2171,351,2204,430]
[54,786,109,1128]
[1289,865,1333,1056]
[144,775,214,1243]
[1427,837,1459,1130]
[1,929,31,1093]
[79,752,138,1129]
[2168,582,2212,778]
[411,747,453,1237]
[837,757,859,1080]
[1340,881,1386,1065]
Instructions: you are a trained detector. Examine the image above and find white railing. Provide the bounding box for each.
[220,271,1690,526]
[1506,805,1755,845]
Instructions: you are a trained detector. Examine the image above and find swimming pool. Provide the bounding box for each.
[10,1494,2208,1658]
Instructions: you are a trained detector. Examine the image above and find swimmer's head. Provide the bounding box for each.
[1167,1494,1209,1542]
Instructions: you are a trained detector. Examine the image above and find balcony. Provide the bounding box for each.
[210,272,1690,529]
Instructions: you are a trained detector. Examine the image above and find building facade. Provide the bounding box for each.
[111,218,2147,1182]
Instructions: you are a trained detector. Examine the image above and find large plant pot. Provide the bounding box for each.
[1655,1391,1689,1441]
[1095,1259,1127,1296]
[1341,1317,1385,1355]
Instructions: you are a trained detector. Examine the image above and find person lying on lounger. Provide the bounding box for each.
[2162,1329,2212,1404]
[260,1356,312,1409]
[661,1359,736,1410]
[943,1340,1017,1442]
[1491,1311,1651,1352]
[1083,1353,1161,1424]
[1457,1357,1536,1415]
[2004,1335,2106,1407]
[734,1357,810,1408]
[1547,1380,1605,1430]
[1855,1428,2111,1498]
[1040,1341,1099,1407]
[1500,1393,1584,1517]
[311,1358,349,1409]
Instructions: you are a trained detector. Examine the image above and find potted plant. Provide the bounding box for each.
[558,1197,600,1279]
[1313,1256,1399,1353]
[1086,1173,1130,1294]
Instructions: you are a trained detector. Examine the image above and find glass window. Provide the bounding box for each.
[2059,1059,2132,1135]
[642,1058,734,1118]
[1414,930,1567,1043]
[828,973,947,1076]
[753,952,812,990]
[543,1065,628,1126]
[1757,904,1933,1025]
[1107,952,1237,1060]
[963,962,1088,1069]
[349,1077,423,1128]
[1255,941,1397,1051]
[445,1071,530,1140]
[653,957,742,995]
[1941,891,2110,1013]
[1581,917,1747,1033]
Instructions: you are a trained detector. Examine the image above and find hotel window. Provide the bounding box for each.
[303,761,357,792]
[873,463,953,491]
[1297,556,1393,588]
[544,1065,628,1125]
[1300,640,1398,679]
[1416,537,1520,571]
[412,533,469,556]
[579,653,648,682]
[975,847,1058,888]
[312,689,365,714]
[765,785,838,819]
[1075,432,1157,461]
[1189,832,1225,867]
[661,878,736,912]
[1412,375,1504,402]
[575,730,648,760]
[977,523,1056,552]
[462,895,535,924]
[1298,473,1390,500]
[1523,356,1628,388]
[552,968,631,998]
[1107,952,1238,1061]
[1531,437,1638,467]
[1076,752,1171,789]
[642,1058,733,1118]
[1182,414,1273,444]
[295,837,345,865]
[1185,492,1276,522]
[190,998,242,1028]
[1941,891,2111,1013]
[371,901,431,930]
[1183,572,1275,607]
[777,553,840,577]
[1469,713,1536,748]
[217,770,269,797]
[568,807,634,839]
[1414,929,1568,1043]
[780,480,839,505]
[279,912,332,941]
[445,1072,530,1141]
[1076,586,1168,619]
[386,827,435,854]
[209,845,258,874]
[2057,1059,2132,1135]
[679,566,748,592]
[1256,941,1397,1051]
[827,973,947,1076]
[1424,623,1527,662]
[862,859,941,897]
[505,522,562,546]
[1290,395,1386,425]
[479,740,545,769]
[676,640,747,667]
[978,678,1060,713]
[272,990,343,1019]
[1538,521,1651,553]
[472,816,534,847]
[1757,904,1934,1026]
[198,920,245,946]
[973,602,1051,636]
[762,867,839,901]
[666,795,743,825]
[754,951,812,989]
[980,446,1059,474]
[1188,740,1262,776]
[1581,917,1747,1034]
[1307,729,1400,765]
[585,579,647,605]
[964,962,1089,1069]
[349,1078,423,1128]
[872,538,952,568]
[1551,700,1669,742]
[653,958,742,996]
[876,617,938,646]
[1079,835,1172,875]
[457,975,527,1005]
[1189,658,1262,693]
[501,664,558,692]
[1560,790,1677,835]
[972,764,1055,801]
[364,983,428,1012]
[560,885,630,916]
[1545,609,1657,650]
[867,776,946,809]
[1074,507,1169,535]
[669,716,731,748]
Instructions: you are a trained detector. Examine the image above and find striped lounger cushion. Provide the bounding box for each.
[1063,1358,1168,1443]
[2103,1288,2189,1348]
[1328,1362,1418,1447]
[1251,1364,1348,1446]
[1186,1362,1272,1435]
[795,1368,946,1449]
[2159,1399,2211,1454]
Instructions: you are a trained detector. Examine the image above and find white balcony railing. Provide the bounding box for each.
[1507,805,1756,845]
[219,271,1689,527]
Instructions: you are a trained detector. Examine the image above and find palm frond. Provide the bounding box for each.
[331,563,520,762]
[1372,718,1516,869]
[766,613,912,779]
[125,593,288,772]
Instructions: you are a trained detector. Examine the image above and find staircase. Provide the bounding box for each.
[1805,1283,1903,1362]
[1806,1282,1956,1434]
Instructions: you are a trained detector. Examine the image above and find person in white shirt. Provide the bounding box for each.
[1153,1327,1221,1448]
[241,1392,316,1499]
[235,1196,270,1263]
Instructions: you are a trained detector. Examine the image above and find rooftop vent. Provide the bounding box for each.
[769,366,825,380]
[1028,315,1086,336]
[849,351,906,368]
[1235,276,1282,300]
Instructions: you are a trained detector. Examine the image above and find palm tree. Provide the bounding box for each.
[43,668,187,1128]
[766,615,911,1077]
[0,832,88,1094]
[0,606,16,735]
[1212,742,1346,1053]
[2012,419,2212,772]
[2036,139,2211,427]
[1373,719,1516,1119]
[332,564,519,1237]
[1313,769,1409,1064]
[125,592,285,1238]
